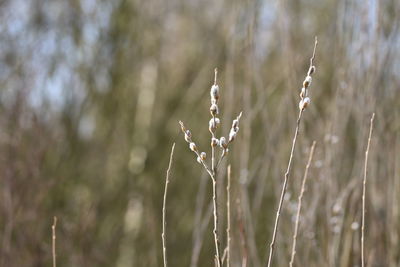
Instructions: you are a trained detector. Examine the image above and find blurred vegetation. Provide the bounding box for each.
[0,0,399,266]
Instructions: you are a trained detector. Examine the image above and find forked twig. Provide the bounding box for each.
[179,68,242,267]
[289,141,316,267]
[162,143,176,267]
[361,113,375,267]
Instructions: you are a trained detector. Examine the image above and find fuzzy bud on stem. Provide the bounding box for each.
[210,104,219,116]
[228,112,242,143]
[209,117,220,133]
[210,85,220,103]
[303,76,312,88]
[189,142,198,152]
[308,66,316,76]
[211,137,219,147]
[220,137,228,149]
[299,97,311,110]
[229,129,237,143]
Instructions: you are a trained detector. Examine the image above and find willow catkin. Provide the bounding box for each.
[178,68,243,267]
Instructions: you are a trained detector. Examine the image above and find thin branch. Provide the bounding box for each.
[178,121,213,175]
[210,68,222,267]
[361,113,375,267]
[289,141,316,267]
[214,68,218,86]
[310,37,318,66]
[216,111,243,171]
[227,165,232,267]
[178,119,221,266]
[266,37,317,267]
[267,110,303,267]
[211,173,222,267]
[52,216,57,267]
[162,143,176,267]
[191,201,213,267]
[211,68,218,175]
[179,66,242,267]
[216,153,224,171]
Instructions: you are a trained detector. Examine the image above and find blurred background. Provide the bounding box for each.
[0,0,399,266]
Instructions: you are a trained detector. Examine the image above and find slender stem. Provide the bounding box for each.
[267,109,303,267]
[212,116,216,175]
[212,68,218,175]
[310,37,318,66]
[266,37,317,267]
[191,152,220,267]
[211,173,222,267]
[214,68,218,86]
[52,216,57,267]
[162,143,176,267]
[361,113,375,267]
[289,141,316,267]
[210,67,221,266]
[216,153,224,171]
[227,165,232,267]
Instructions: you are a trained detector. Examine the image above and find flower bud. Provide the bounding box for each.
[232,119,238,129]
[209,118,220,133]
[211,137,219,147]
[229,129,237,143]
[179,121,186,133]
[308,65,316,76]
[303,76,312,88]
[189,142,198,152]
[220,137,228,149]
[299,97,311,110]
[210,104,219,116]
[210,85,220,102]
[231,112,242,130]
[184,130,192,142]
[184,134,191,143]
[197,156,202,164]
[200,152,206,160]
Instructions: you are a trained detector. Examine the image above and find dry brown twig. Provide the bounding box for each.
[289,141,316,267]
[52,216,57,267]
[179,68,242,267]
[361,113,375,267]
[266,37,318,267]
[162,143,176,267]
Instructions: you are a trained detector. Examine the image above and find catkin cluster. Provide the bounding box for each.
[299,62,316,110]
[179,121,207,165]
[179,68,242,172]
